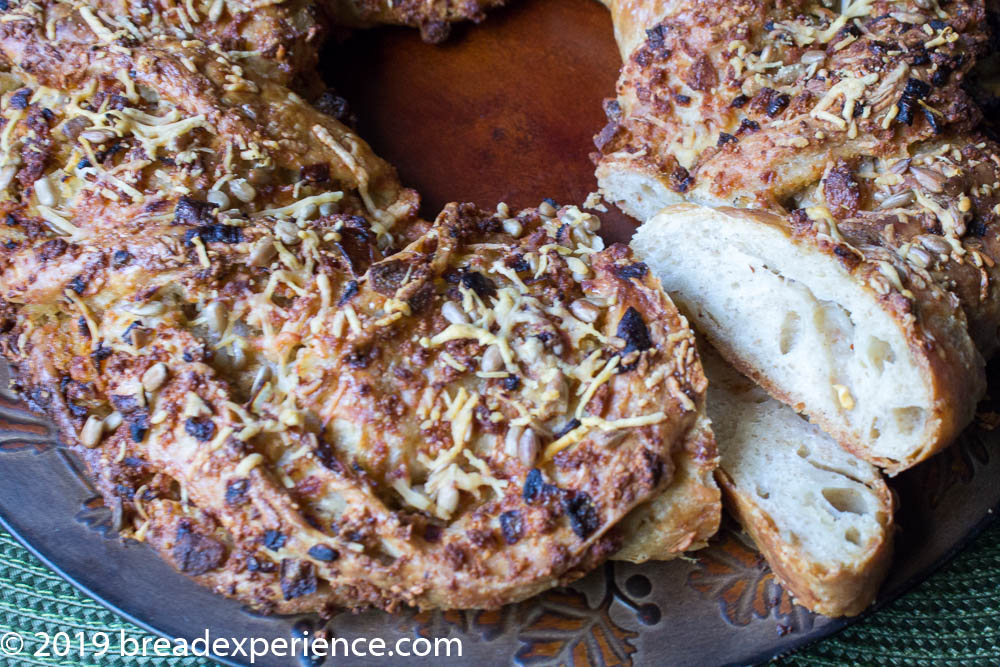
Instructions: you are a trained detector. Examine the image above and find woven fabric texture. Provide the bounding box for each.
[1,523,999,666]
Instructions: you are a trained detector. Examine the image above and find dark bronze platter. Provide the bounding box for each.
[1,1,998,665]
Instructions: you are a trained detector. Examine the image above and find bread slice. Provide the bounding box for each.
[704,350,894,617]
[633,203,985,473]
[615,410,721,562]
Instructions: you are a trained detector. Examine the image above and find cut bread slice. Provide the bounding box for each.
[615,410,722,562]
[633,204,984,473]
[703,350,894,617]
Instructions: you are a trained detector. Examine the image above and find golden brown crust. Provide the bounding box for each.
[3,199,711,611]
[613,410,721,562]
[715,466,894,617]
[598,0,991,211]
[0,7,714,610]
[0,0,718,615]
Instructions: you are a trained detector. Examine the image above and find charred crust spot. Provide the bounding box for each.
[603,99,622,122]
[523,468,545,503]
[642,449,666,489]
[766,92,791,117]
[245,555,275,572]
[466,528,496,548]
[173,196,217,226]
[730,94,749,108]
[368,258,410,296]
[307,544,340,562]
[969,218,988,237]
[129,418,148,443]
[314,90,356,127]
[121,320,142,344]
[68,275,88,294]
[931,65,951,87]
[9,88,30,110]
[36,238,68,260]
[923,106,941,134]
[184,223,242,246]
[823,161,861,218]
[108,391,139,417]
[554,418,581,438]
[737,118,760,135]
[311,437,344,474]
[507,255,531,273]
[670,166,693,193]
[617,307,653,356]
[184,417,216,442]
[897,78,931,126]
[279,559,317,600]
[717,132,737,147]
[338,280,359,306]
[225,478,250,506]
[615,262,648,280]
[263,529,287,550]
[111,249,132,267]
[405,281,435,314]
[501,374,521,391]
[299,163,331,183]
[563,491,599,539]
[91,343,112,364]
[172,520,225,576]
[685,55,718,92]
[499,510,523,545]
[460,270,497,299]
[344,345,375,369]
[334,224,377,277]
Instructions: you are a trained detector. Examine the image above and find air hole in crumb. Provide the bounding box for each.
[755,485,770,500]
[778,311,801,355]
[869,418,881,441]
[845,527,861,546]
[822,487,868,515]
[866,336,894,373]
[892,406,926,436]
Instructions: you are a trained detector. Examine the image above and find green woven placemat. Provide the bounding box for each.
[2,523,999,666]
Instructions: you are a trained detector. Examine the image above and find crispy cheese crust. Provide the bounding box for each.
[603,0,1000,471]
[0,2,716,612]
[598,0,990,212]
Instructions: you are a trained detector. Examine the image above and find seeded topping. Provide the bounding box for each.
[0,0,710,615]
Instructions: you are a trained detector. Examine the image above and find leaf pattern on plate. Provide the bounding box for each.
[407,605,521,642]
[687,528,815,632]
[0,395,56,454]
[515,576,639,666]
[74,494,120,538]
[917,428,992,510]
